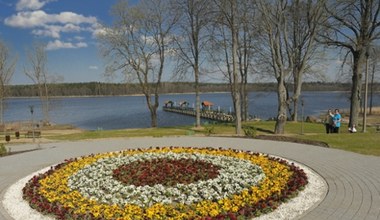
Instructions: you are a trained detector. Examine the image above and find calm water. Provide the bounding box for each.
[4,91,380,130]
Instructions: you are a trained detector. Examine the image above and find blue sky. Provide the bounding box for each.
[0,0,121,85]
[0,0,345,85]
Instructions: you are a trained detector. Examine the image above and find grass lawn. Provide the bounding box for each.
[45,120,380,157]
[48,127,193,140]
[280,121,380,156]
[242,120,380,156]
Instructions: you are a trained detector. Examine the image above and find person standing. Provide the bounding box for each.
[324,109,333,134]
[332,109,341,133]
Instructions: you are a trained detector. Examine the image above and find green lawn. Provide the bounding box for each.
[47,121,380,157]
[48,127,193,140]
[245,121,380,156]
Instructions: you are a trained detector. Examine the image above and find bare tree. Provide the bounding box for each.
[172,0,211,128]
[210,1,257,123]
[99,0,179,127]
[211,0,242,135]
[255,0,325,133]
[0,39,17,126]
[237,1,257,122]
[24,42,51,125]
[287,0,325,121]
[319,0,380,130]
[256,0,293,134]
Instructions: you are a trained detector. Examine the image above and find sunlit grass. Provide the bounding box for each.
[48,127,193,140]
[295,132,380,156]
[243,121,380,156]
[47,120,380,156]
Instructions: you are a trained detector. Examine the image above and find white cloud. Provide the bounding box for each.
[89,65,99,70]
[32,28,60,38]
[92,27,107,38]
[5,4,100,51]
[16,0,56,11]
[75,42,87,48]
[55,12,97,25]
[46,40,88,50]
[5,10,48,28]
[61,23,82,32]
[31,24,81,38]
[5,10,98,47]
[91,24,109,38]
[4,10,97,28]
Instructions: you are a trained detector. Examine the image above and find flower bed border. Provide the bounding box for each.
[22,147,308,220]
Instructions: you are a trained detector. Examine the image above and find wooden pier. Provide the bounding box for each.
[162,106,235,122]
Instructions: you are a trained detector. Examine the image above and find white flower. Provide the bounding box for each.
[68,152,265,207]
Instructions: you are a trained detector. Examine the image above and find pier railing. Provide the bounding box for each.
[162,106,235,122]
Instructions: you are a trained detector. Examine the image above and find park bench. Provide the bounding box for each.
[25,131,41,138]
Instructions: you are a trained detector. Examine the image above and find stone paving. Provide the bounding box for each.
[0,136,379,220]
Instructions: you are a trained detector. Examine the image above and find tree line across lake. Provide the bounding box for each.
[7,82,380,97]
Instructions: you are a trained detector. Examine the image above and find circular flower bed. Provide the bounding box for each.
[22,147,308,220]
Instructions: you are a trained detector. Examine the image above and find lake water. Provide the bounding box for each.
[4,91,380,130]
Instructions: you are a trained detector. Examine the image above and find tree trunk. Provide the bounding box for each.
[231,0,242,135]
[240,77,249,121]
[150,108,158,128]
[349,51,364,128]
[275,79,287,134]
[0,98,3,125]
[233,91,242,134]
[292,98,298,121]
[37,84,48,124]
[145,94,158,128]
[42,82,50,124]
[291,59,306,122]
[292,78,302,122]
[194,66,201,128]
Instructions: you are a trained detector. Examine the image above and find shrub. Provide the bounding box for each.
[205,126,215,136]
[243,126,257,138]
[0,144,8,156]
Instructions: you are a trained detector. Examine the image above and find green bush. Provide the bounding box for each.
[243,126,257,138]
[205,126,215,136]
[0,144,8,156]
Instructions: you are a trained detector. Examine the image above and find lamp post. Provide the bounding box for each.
[29,105,35,142]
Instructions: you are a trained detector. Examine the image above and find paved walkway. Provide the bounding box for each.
[0,137,379,220]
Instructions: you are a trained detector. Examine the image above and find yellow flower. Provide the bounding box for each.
[29,146,303,219]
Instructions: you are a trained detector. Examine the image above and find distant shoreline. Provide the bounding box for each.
[5,92,229,99]
[7,82,380,98]
[6,90,380,99]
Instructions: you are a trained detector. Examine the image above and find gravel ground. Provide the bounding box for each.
[2,157,326,220]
